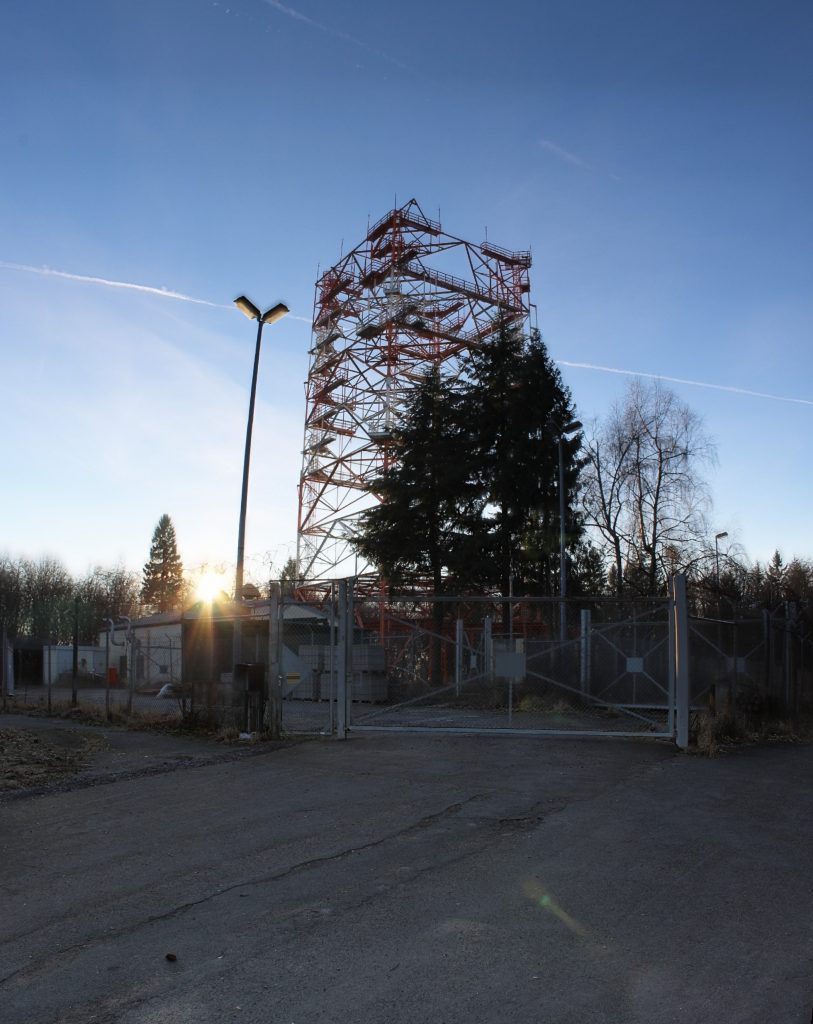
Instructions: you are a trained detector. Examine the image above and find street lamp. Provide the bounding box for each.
[551,419,582,644]
[233,295,289,602]
[714,531,729,590]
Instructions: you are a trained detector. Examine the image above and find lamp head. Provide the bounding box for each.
[234,295,262,320]
[261,302,289,325]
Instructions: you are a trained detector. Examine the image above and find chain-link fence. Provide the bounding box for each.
[340,591,675,737]
[6,640,190,722]
[7,585,806,743]
[688,602,812,728]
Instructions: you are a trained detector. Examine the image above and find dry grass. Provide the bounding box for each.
[517,693,574,715]
[0,728,108,790]
[691,709,811,756]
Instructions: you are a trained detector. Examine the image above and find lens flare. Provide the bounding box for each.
[523,879,589,937]
[195,571,228,604]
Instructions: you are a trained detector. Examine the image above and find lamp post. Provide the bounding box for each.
[233,295,289,602]
[553,419,582,644]
[714,531,728,591]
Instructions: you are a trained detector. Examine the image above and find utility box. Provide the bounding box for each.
[235,663,265,693]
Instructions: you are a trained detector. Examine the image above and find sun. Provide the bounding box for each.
[195,571,228,604]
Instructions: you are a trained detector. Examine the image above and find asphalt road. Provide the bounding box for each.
[1,717,811,1023]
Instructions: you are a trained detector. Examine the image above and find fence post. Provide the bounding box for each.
[127,633,134,715]
[455,617,463,697]
[104,625,111,721]
[667,589,676,738]
[672,574,690,749]
[266,590,282,739]
[730,616,738,723]
[72,597,79,708]
[328,581,336,735]
[762,609,772,698]
[483,615,493,683]
[336,579,349,739]
[1,624,7,712]
[579,608,591,695]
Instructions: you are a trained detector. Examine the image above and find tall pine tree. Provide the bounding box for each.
[353,367,481,683]
[141,514,185,613]
[353,327,583,600]
[353,366,478,592]
[459,326,582,595]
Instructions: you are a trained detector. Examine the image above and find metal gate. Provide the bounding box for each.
[301,576,691,744]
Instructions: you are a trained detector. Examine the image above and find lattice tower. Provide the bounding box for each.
[297,200,533,580]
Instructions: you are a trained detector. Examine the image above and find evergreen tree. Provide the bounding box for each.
[353,367,478,592]
[353,326,582,602]
[459,326,582,594]
[352,368,478,682]
[141,514,185,613]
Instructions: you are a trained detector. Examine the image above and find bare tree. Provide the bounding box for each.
[0,556,25,640]
[582,380,716,595]
[75,566,142,642]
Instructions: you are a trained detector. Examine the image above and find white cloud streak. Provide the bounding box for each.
[539,139,593,171]
[558,360,813,407]
[261,0,410,71]
[0,260,313,321]
[0,261,232,308]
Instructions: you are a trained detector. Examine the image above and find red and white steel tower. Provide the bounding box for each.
[297,200,533,580]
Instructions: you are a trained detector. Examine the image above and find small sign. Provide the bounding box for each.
[626,657,644,674]
[495,651,526,679]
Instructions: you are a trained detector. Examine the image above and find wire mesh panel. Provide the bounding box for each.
[11,641,190,723]
[346,593,674,737]
[688,604,813,721]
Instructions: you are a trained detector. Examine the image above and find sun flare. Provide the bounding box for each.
[196,571,228,604]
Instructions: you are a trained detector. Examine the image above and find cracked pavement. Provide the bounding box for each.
[1,720,812,1023]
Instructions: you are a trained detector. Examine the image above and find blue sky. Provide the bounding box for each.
[1,0,811,582]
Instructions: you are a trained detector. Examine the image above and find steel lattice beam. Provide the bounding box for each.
[297,200,533,580]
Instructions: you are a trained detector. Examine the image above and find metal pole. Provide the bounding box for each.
[105,625,111,721]
[128,637,136,715]
[714,537,721,591]
[455,617,463,698]
[673,574,690,750]
[346,579,354,731]
[508,574,514,645]
[667,587,676,738]
[579,608,591,695]
[337,580,348,739]
[234,316,265,602]
[484,615,493,683]
[328,580,336,735]
[266,590,282,739]
[1,624,7,711]
[72,596,79,707]
[558,435,567,645]
[47,638,52,715]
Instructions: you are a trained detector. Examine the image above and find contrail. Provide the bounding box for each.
[0,260,312,321]
[0,261,232,308]
[558,359,813,407]
[261,0,410,71]
[539,139,593,171]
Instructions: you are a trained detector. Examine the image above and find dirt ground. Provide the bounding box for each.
[0,727,108,790]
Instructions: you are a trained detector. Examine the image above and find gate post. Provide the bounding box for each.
[455,617,463,697]
[266,590,282,739]
[336,579,354,739]
[672,574,690,749]
[483,615,493,683]
[579,608,591,695]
